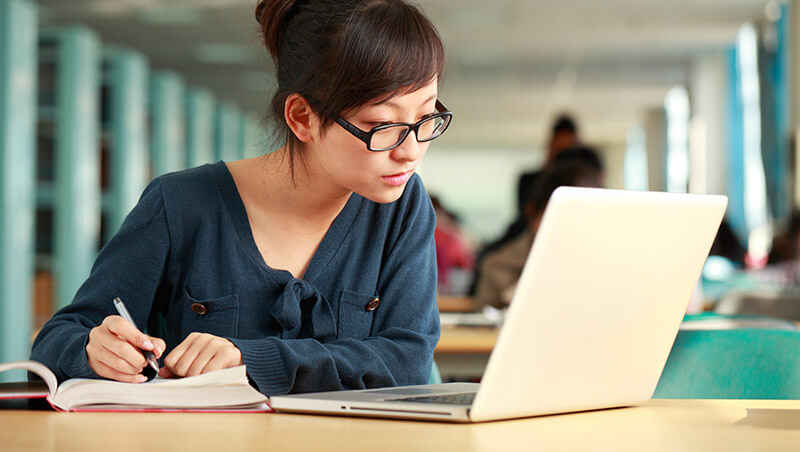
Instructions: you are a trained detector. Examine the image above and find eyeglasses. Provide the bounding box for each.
[335,101,453,152]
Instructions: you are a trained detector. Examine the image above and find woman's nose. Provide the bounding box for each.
[390,130,424,162]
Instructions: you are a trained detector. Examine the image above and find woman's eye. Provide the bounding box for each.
[419,111,437,121]
[369,121,393,128]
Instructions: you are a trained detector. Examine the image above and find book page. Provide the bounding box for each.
[149,365,248,387]
[0,360,58,396]
[56,365,248,394]
[52,365,265,411]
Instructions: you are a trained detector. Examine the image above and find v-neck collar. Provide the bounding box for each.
[214,160,363,286]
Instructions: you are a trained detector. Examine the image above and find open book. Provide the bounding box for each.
[0,360,270,412]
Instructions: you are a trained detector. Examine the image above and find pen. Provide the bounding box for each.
[113,297,160,378]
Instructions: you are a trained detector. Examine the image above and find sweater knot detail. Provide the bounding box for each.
[270,278,337,339]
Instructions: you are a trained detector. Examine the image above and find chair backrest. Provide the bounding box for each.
[715,289,800,322]
[428,360,442,385]
[653,328,800,399]
[681,312,799,332]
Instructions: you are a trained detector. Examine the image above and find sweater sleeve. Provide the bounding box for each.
[30,179,171,381]
[229,177,440,395]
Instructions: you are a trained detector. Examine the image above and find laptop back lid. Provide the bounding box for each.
[470,187,727,422]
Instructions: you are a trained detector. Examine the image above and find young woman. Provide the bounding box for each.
[30,0,452,395]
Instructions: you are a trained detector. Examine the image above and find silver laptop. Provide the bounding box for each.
[269,187,727,422]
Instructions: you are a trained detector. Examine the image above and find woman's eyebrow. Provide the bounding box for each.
[380,94,438,109]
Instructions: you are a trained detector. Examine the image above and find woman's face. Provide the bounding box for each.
[305,80,438,204]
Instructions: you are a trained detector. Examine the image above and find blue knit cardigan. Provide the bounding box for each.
[31,162,440,395]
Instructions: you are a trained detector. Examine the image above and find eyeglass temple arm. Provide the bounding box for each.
[336,117,371,143]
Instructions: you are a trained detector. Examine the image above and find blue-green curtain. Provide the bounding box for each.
[758,4,791,223]
[0,0,37,380]
[726,45,748,244]
[50,28,102,310]
[103,48,149,243]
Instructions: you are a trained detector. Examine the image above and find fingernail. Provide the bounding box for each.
[142,339,154,349]
[137,375,147,383]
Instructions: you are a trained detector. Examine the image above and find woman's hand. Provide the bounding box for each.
[86,315,166,383]
[158,332,243,378]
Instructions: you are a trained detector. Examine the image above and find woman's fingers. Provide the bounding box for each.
[185,348,214,377]
[91,358,147,384]
[164,333,204,376]
[148,336,167,359]
[199,346,241,375]
[87,325,140,375]
[158,366,176,378]
[99,330,147,371]
[87,344,146,383]
[163,333,242,378]
[86,315,167,383]
[104,315,155,351]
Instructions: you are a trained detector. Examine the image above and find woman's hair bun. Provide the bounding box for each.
[255,1,268,25]
[255,0,301,59]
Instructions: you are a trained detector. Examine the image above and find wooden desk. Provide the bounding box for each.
[1,399,798,451]
[434,319,800,380]
[437,295,476,312]
[435,326,498,380]
[436,326,498,354]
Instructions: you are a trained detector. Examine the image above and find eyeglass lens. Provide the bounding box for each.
[370,115,449,151]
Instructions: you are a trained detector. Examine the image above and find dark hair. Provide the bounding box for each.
[469,162,601,296]
[525,162,602,215]
[552,114,578,136]
[255,0,445,167]
[711,220,746,265]
[552,145,604,173]
[766,211,800,264]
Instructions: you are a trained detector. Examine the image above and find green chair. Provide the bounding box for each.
[681,312,799,331]
[653,328,800,399]
[428,360,442,385]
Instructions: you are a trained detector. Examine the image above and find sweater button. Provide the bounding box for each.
[365,297,380,312]
[191,303,207,315]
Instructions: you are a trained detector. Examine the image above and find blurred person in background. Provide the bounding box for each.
[473,160,603,309]
[484,115,586,261]
[708,220,747,267]
[754,211,800,287]
[768,211,800,265]
[518,114,582,215]
[431,195,475,295]
[470,144,605,295]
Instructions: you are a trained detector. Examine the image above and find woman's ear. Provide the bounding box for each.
[284,93,320,143]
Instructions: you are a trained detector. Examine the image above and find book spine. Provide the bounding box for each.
[0,393,48,401]
[47,396,68,412]
[68,406,273,413]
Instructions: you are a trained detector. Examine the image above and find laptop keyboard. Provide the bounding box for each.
[391,392,476,405]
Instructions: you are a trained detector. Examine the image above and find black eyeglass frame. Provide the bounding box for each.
[335,101,453,152]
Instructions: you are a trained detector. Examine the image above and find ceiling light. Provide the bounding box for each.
[87,0,157,17]
[242,71,276,92]
[446,8,508,28]
[137,6,203,25]
[764,1,782,23]
[196,43,256,65]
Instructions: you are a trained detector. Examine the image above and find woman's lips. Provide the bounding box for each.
[382,171,412,186]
